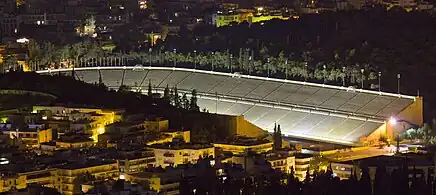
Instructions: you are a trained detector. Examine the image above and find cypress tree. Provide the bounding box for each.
[182,93,189,110]
[190,89,199,111]
[273,123,277,150]
[174,86,180,107]
[148,79,152,96]
[163,84,170,101]
[277,124,282,149]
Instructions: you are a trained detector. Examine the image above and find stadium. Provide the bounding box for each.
[37,66,423,146]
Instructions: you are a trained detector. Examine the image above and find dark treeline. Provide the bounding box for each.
[179,160,436,195]
[0,72,228,142]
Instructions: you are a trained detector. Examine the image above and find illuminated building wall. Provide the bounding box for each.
[294,154,313,181]
[126,171,181,194]
[32,106,120,142]
[213,141,273,154]
[213,9,289,27]
[3,128,53,148]
[56,139,94,149]
[55,163,119,195]
[267,155,295,174]
[0,174,26,192]
[144,119,169,132]
[214,13,240,27]
[118,156,155,174]
[363,96,423,145]
[249,15,288,24]
[150,145,215,167]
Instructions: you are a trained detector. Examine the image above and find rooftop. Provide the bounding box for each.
[56,135,93,143]
[215,137,272,146]
[358,154,435,167]
[148,142,213,150]
[295,153,314,159]
[59,159,117,170]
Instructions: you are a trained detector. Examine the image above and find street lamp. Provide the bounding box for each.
[361,68,364,89]
[211,52,215,71]
[323,65,327,84]
[342,66,346,86]
[285,59,288,79]
[173,49,177,67]
[230,54,233,73]
[397,73,401,94]
[193,189,197,195]
[248,56,252,75]
[305,62,308,82]
[194,50,197,69]
[267,58,270,77]
[378,71,382,92]
[389,117,420,154]
[149,48,152,67]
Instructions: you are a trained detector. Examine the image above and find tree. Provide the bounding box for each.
[118,85,131,93]
[1,55,19,72]
[182,93,189,110]
[173,86,180,108]
[190,89,199,111]
[148,80,152,96]
[27,39,41,71]
[163,84,170,101]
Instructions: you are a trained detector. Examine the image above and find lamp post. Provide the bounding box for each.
[267,58,270,77]
[397,73,401,94]
[361,68,364,89]
[149,48,152,67]
[378,71,382,92]
[389,117,420,154]
[342,66,346,86]
[323,65,327,84]
[285,59,288,79]
[230,54,233,73]
[173,49,177,67]
[211,52,214,71]
[305,62,308,82]
[194,50,197,69]
[248,56,252,75]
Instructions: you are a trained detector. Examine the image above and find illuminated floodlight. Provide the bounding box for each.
[16,38,29,43]
[389,117,397,125]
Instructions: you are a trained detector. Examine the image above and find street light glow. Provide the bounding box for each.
[389,117,397,125]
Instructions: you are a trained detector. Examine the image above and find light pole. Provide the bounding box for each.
[173,49,177,67]
[230,54,233,73]
[342,66,346,86]
[389,117,420,154]
[285,59,288,79]
[248,56,252,75]
[378,71,382,92]
[361,68,364,89]
[323,65,327,84]
[397,73,401,94]
[267,58,270,77]
[194,50,197,69]
[305,62,308,82]
[211,52,214,71]
[149,48,152,67]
